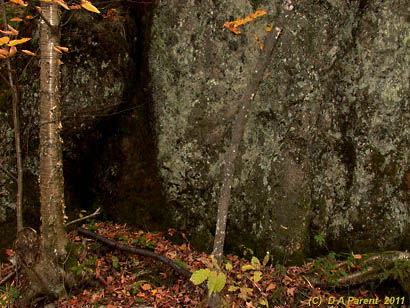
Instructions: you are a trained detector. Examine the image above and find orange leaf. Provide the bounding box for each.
[81,0,101,14]
[9,46,17,56]
[141,283,151,291]
[10,18,23,22]
[254,34,263,50]
[8,24,19,35]
[266,283,276,291]
[54,45,69,53]
[223,22,241,35]
[265,24,273,32]
[21,49,36,56]
[53,0,70,10]
[25,15,34,19]
[10,0,28,6]
[53,46,63,54]
[69,4,81,9]
[5,249,14,256]
[106,276,114,284]
[0,36,10,46]
[8,38,30,47]
[286,287,296,296]
[0,48,9,57]
[354,254,362,259]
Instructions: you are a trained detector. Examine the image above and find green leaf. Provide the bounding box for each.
[225,262,233,270]
[190,269,210,285]
[241,264,255,271]
[259,298,269,306]
[228,285,239,292]
[207,271,226,295]
[251,256,261,268]
[253,271,262,282]
[112,256,119,269]
[174,259,188,269]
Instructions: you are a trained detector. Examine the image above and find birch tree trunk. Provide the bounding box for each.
[38,0,67,261]
[16,2,68,305]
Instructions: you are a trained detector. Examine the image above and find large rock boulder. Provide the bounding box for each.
[149,0,410,261]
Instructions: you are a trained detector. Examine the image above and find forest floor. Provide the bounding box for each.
[0,220,407,308]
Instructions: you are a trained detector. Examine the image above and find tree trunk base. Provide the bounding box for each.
[14,228,67,306]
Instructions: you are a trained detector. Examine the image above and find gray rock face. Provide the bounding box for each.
[149,0,410,260]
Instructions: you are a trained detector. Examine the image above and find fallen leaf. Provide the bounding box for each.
[141,283,151,291]
[266,283,276,291]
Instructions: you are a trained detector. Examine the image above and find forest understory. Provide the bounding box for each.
[1,219,408,308]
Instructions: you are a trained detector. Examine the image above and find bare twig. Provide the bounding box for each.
[65,208,101,227]
[0,268,15,286]
[0,165,17,182]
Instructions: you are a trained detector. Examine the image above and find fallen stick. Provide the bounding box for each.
[77,227,208,292]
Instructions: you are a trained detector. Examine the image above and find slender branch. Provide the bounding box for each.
[212,7,290,265]
[1,0,24,231]
[65,208,101,227]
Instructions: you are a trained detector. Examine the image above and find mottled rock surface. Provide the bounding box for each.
[149,0,409,260]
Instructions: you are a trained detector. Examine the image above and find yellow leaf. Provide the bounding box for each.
[265,24,273,32]
[10,0,28,6]
[0,36,10,46]
[21,49,36,56]
[8,37,31,47]
[53,0,70,10]
[81,0,100,14]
